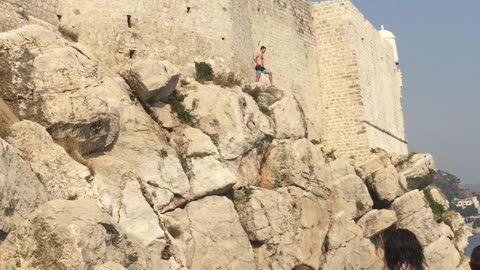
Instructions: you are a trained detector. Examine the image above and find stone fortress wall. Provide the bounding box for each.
[1,0,408,158]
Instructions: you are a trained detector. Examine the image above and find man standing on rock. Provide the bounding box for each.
[253,46,273,86]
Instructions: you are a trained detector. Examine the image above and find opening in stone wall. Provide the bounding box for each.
[129,49,136,59]
[57,14,62,20]
[127,15,132,28]
[186,7,191,13]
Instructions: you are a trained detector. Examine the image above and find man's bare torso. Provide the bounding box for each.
[254,52,264,66]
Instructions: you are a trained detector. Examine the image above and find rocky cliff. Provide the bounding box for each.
[0,7,471,270]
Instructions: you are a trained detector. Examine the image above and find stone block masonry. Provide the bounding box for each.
[0,0,408,159]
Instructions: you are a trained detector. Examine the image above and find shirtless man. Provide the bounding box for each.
[253,46,273,85]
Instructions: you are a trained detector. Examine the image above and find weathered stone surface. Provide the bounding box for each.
[170,126,219,158]
[399,153,436,190]
[270,97,306,139]
[357,209,397,238]
[122,60,181,102]
[0,200,152,270]
[0,138,48,236]
[424,237,461,270]
[368,166,407,203]
[429,187,449,209]
[5,120,95,200]
[165,196,255,270]
[323,238,384,270]
[0,98,18,136]
[390,190,426,220]
[332,175,373,219]
[151,101,180,128]
[259,139,329,197]
[359,153,392,178]
[184,84,273,159]
[187,156,237,198]
[98,77,191,212]
[0,25,120,154]
[397,207,452,246]
[94,262,128,270]
[326,212,363,250]
[235,187,330,270]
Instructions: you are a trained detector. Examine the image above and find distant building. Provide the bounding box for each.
[453,197,480,209]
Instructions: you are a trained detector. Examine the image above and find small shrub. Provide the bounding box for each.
[213,72,242,88]
[35,173,44,184]
[242,85,262,102]
[67,193,79,200]
[424,188,446,219]
[356,200,366,212]
[188,152,211,159]
[207,133,219,146]
[272,181,281,189]
[160,149,168,158]
[195,62,214,82]
[58,25,79,42]
[169,91,194,125]
[235,186,254,204]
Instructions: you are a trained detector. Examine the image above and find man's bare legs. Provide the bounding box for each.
[256,73,261,82]
[267,71,273,86]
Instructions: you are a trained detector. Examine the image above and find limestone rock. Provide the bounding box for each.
[424,237,461,270]
[429,187,449,209]
[98,78,191,212]
[397,207,452,246]
[235,187,330,269]
[165,196,255,270]
[270,97,306,139]
[0,138,48,236]
[170,126,219,158]
[0,98,18,136]
[151,101,180,128]
[0,200,152,270]
[357,209,397,238]
[323,238,384,270]
[390,190,426,220]
[187,156,237,198]
[0,25,120,154]
[123,60,181,103]
[368,166,407,203]
[259,139,329,197]
[332,175,373,219]
[359,153,392,178]
[326,213,363,250]
[5,120,94,200]
[184,84,273,159]
[251,84,285,108]
[399,153,436,190]
[94,262,128,270]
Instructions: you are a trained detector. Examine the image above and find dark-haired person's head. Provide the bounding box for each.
[385,229,425,270]
[291,264,315,270]
[471,245,480,270]
[260,46,267,52]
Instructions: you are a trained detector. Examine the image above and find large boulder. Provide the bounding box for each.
[270,96,306,139]
[332,174,373,219]
[0,200,152,270]
[0,25,119,154]
[368,166,407,203]
[184,84,273,160]
[424,237,461,270]
[122,60,181,103]
[322,238,384,270]
[0,98,18,136]
[165,196,255,270]
[357,209,397,238]
[98,77,191,212]
[235,187,330,269]
[390,190,426,220]
[0,138,48,237]
[5,120,95,200]
[398,153,436,190]
[326,213,363,250]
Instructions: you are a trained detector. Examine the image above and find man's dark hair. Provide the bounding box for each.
[260,46,266,50]
[471,245,480,270]
[291,264,315,270]
[384,229,425,270]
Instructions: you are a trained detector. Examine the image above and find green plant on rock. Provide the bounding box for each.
[160,149,168,158]
[213,72,242,88]
[235,186,254,204]
[259,105,272,117]
[35,173,44,184]
[424,188,446,219]
[188,152,211,159]
[195,62,214,82]
[356,200,366,212]
[207,133,219,146]
[169,91,194,125]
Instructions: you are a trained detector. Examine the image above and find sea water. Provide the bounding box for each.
[465,234,480,256]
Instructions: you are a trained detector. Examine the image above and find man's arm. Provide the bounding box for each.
[253,53,259,65]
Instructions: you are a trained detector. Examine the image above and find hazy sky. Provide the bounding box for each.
[316,0,479,184]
